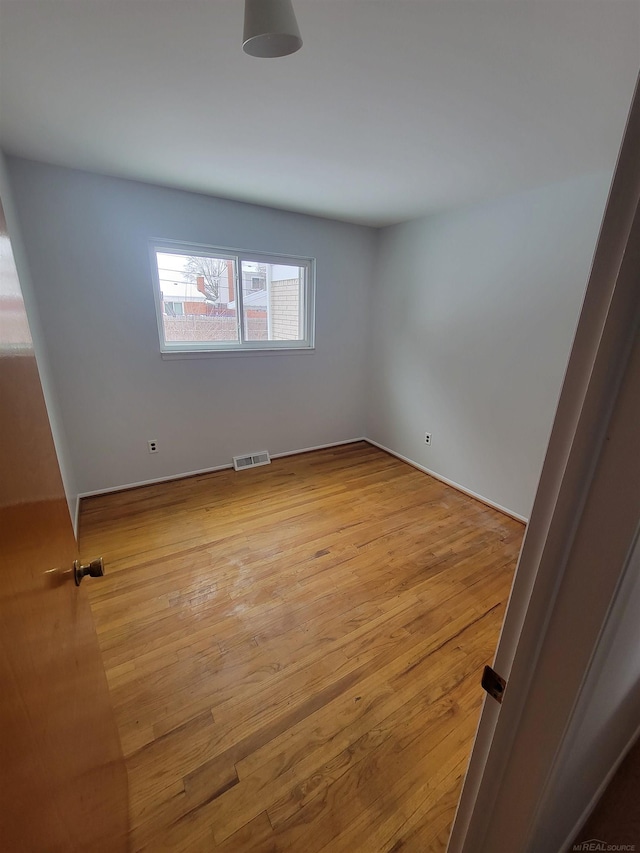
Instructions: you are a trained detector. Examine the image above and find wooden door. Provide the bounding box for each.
[0,196,128,851]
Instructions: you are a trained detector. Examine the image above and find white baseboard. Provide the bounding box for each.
[76,436,527,526]
[558,721,640,853]
[364,438,528,524]
[76,438,367,502]
[72,495,80,539]
[271,437,367,460]
[77,461,234,501]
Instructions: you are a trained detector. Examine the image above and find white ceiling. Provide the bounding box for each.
[0,0,638,226]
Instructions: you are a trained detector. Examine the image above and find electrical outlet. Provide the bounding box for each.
[148,440,158,454]
[424,432,432,446]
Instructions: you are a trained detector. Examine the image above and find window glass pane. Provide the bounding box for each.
[156,251,238,345]
[241,260,306,342]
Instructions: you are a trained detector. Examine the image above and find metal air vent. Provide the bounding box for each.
[232,451,271,471]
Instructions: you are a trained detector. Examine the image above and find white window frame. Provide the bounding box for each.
[150,240,316,357]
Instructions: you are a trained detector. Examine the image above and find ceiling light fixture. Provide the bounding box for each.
[243,0,303,58]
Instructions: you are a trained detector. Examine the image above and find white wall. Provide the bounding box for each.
[6,157,612,518]
[0,151,79,526]
[6,158,374,495]
[366,173,611,519]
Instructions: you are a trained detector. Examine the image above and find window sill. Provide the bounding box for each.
[160,346,316,360]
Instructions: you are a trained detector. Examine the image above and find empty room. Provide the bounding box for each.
[1,1,639,852]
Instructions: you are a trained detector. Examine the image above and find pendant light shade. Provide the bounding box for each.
[243,0,302,58]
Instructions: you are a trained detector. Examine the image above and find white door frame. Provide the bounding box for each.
[448,73,640,853]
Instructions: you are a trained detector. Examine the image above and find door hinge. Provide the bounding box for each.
[482,665,507,704]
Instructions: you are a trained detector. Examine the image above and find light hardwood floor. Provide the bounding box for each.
[79,441,524,852]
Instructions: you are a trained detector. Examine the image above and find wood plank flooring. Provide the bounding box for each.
[79,441,524,852]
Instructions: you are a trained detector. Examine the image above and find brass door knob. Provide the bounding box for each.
[74,557,105,586]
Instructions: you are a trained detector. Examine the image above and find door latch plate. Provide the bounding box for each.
[482,665,507,704]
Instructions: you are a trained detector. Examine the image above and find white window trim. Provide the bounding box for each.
[150,240,316,356]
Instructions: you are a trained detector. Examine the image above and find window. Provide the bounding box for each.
[151,242,315,354]
[164,301,184,317]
